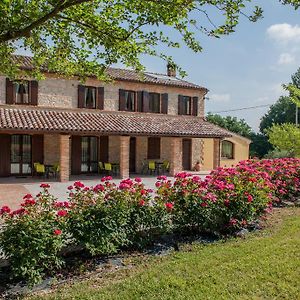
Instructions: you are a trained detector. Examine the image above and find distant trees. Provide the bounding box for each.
[267,123,300,157]
[205,113,271,158]
[206,113,252,138]
[260,96,299,133]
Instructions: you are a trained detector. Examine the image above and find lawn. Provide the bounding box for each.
[29,208,300,300]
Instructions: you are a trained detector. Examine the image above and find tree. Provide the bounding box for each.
[259,96,299,133]
[267,123,300,157]
[206,113,252,138]
[206,113,272,157]
[0,1,298,79]
[283,68,300,112]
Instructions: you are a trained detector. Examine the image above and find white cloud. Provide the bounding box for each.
[278,53,295,65]
[267,23,300,44]
[209,93,231,103]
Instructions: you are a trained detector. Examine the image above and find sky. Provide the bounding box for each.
[137,1,300,132]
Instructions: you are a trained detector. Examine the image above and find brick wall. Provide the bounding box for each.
[59,134,70,182]
[44,134,60,165]
[135,136,148,173]
[108,136,120,163]
[0,75,206,117]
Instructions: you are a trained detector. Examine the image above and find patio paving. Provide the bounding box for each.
[0,172,210,210]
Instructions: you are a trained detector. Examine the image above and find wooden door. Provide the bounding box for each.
[129,137,136,173]
[71,136,81,175]
[182,139,192,170]
[99,136,109,163]
[32,135,44,166]
[0,134,11,177]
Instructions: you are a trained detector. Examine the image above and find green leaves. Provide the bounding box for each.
[267,123,300,157]
[0,0,296,80]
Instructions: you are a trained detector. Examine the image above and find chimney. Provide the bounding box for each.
[167,62,176,77]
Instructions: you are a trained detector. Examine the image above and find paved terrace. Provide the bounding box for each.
[0,172,210,210]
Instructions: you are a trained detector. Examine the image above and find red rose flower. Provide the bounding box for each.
[21,199,36,207]
[74,181,85,189]
[138,200,145,207]
[57,210,68,217]
[224,199,230,207]
[40,183,50,189]
[140,189,147,195]
[0,206,11,215]
[165,202,174,211]
[23,193,33,200]
[53,229,62,235]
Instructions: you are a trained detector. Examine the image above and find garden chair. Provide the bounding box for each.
[49,163,60,179]
[98,161,105,174]
[148,161,156,175]
[104,163,112,175]
[33,162,45,177]
[161,160,170,174]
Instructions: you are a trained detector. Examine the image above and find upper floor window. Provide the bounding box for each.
[120,89,168,114]
[178,95,199,116]
[78,85,104,109]
[221,140,234,159]
[84,87,96,109]
[119,89,136,112]
[149,93,161,113]
[15,81,29,104]
[6,79,38,106]
[125,90,135,111]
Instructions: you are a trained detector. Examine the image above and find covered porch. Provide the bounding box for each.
[0,106,230,182]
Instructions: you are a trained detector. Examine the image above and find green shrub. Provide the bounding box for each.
[0,184,68,285]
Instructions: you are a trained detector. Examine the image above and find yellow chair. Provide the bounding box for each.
[50,163,60,178]
[34,162,45,176]
[148,161,156,175]
[162,160,170,174]
[98,162,105,174]
[104,163,112,175]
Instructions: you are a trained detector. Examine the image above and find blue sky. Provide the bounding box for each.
[139,1,300,132]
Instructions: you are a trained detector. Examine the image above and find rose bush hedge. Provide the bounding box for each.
[0,158,299,284]
[0,184,68,285]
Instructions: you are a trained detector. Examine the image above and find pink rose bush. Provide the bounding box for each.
[0,158,299,284]
[67,177,169,254]
[0,185,68,285]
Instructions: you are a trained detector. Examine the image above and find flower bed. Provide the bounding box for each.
[0,158,299,285]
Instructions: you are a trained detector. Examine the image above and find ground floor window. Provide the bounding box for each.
[81,136,98,173]
[221,140,234,159]
[11,135,32,175]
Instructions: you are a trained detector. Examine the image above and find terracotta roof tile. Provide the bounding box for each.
[0,106,230,138]
[12,55,207,91]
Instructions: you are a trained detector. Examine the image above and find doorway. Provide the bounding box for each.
[129,137,136,173]
[182,139,192,170]
[10,135,32,175]
[81,136,98,173]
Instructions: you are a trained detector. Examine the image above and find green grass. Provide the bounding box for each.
[30,208,300,300]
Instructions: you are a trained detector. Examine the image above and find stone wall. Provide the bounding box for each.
[0,74,206,117]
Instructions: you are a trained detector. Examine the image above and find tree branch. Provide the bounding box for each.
[0,0,93,43]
